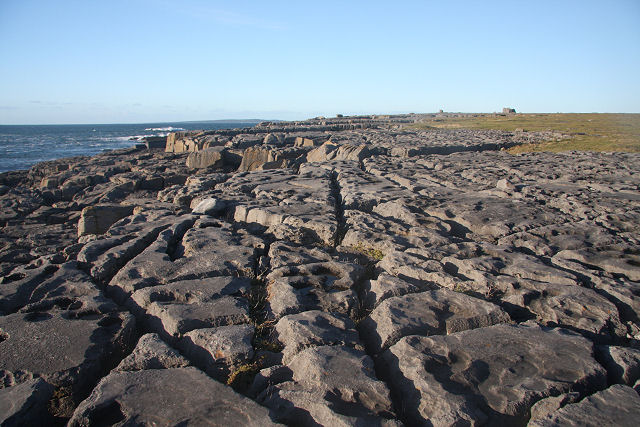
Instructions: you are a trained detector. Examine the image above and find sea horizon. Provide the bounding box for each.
[0,120,265,173]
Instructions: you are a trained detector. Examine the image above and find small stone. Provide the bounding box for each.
[191,197,227,215]
[496,178,515,191]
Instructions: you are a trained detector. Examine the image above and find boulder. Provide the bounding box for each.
[237,146,307,172]
[143,136,167,150]
[186,147,240,169]
[307,141,371,163]
[77,204,134,237]
[191,197,227,215]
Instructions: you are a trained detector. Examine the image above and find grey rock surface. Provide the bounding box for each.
[179,324,254,380]
[191,196,227,215]
[359,288,510,353]
[265,261,364,319]
[528,392,581,423]
[275,310,362,363]
[528,384,640,427]
[0,378,54,427]
[185,146,239,169]
[596,344,640,385]
[68,367,279,426]
[115,333,191,371]
[0,310,135,417]
[381,322,607,426]
[1,114,639,424]
[257,346,399,426]
[77,204,134,237]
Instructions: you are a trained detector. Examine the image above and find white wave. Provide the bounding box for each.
[144,127,185,131]
[99,135,155,142]
[128,134,154,141]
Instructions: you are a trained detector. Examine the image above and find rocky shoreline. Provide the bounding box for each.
[1,114,640,426]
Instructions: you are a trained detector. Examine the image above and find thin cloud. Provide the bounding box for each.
[154,0,285,31]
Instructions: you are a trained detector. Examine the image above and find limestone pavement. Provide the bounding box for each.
[1,114,640,426]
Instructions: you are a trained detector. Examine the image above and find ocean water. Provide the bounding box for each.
[0,121,261,173]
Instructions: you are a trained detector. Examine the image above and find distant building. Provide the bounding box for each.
[503,107,516,114]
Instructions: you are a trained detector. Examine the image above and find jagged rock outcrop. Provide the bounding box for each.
[185,146,242,169]
[77,204,134,237]
[238,146,309,172]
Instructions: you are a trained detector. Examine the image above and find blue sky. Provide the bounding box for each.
[0,0,638,124]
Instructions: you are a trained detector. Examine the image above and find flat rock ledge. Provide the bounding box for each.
[1,113,639,426]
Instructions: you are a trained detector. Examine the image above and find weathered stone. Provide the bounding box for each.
[596,345,640,385]
[0,378,54,427]
[2,115,640,425]
[499,278,627,341]
[528,392,580,423]
[361,273,434,310]
[237,146,307,172]
[496,178,516,192]
[258,346,398,426]
[359,288,510,353]
[307,141,371,163]
[275,310,362,363]
[267,241,332,270]
[68,367,279,426]
[555,248,640,282]
[115,333,191,371]
[191,197,227,215]
[145,296,250,338]
[16,261,118,316]
[127,276,251,316]
[77,211,176,282]
[529,384,640,427]
[179,324,254,380]
[0,311,135,416]
[77,204,134,237]
[186,146,240,169]
[109,220,262,300]
[381,322,607,426]
[266,261,364,319]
